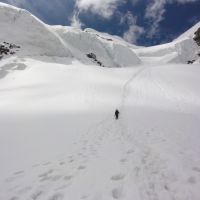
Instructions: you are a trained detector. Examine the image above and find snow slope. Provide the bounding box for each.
[0,3,200,200]
[176,21,200,41]
[0,57,200,200]
[0,2,140,67]
[51,26,141,67]
[135,23,200,64]
[135,37,199,64]
[0,3,72,57]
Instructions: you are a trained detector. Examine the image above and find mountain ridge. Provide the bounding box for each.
[0,2,199,67]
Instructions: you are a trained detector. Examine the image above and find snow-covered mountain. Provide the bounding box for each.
[0,2,199,67]
[135,24,200,64]
[0,3,200,200]
[0,2,141,67]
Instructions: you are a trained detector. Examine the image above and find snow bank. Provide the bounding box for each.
[52,26,141,67]
[0,3,141,67]
[135,22,200,64]
[0,3,72,57]
[135,36,199,64]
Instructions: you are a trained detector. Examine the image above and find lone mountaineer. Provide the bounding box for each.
[115,109,120,120]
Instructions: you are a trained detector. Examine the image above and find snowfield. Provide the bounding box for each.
[0,3,200,200]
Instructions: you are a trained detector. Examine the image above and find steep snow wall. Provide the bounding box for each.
[135,22,200,64]
[135,34,199,64]
[52,26,141,67]
[0,3,72,57]
[0,3,141,67]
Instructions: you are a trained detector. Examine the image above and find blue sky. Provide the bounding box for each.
[1,0,200,46]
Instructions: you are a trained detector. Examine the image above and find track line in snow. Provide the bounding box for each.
[119,67,146,111]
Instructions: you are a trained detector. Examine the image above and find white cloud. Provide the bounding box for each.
[123,24,144,43]
[69,0,124,30]
[145,0,199,38]
[122,12,144,44]
[75,0,122,18]
[70,11,83,29]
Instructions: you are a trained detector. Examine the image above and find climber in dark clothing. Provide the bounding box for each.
[115,109,120,120]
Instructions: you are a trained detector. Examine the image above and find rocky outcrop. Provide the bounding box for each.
[0,42,20,60]
[86,53,104,67]
[193,27,200,46]
[186,27,200,64]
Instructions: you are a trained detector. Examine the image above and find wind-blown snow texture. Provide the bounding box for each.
[0,3,200,200]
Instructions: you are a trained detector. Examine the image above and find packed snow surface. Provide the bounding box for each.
[0,3,200,200]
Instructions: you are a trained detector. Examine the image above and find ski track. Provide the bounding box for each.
[119,67,145,111]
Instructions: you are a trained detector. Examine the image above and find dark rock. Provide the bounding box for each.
[187,60,195,64]
[87,53,97,60]
[86,52,104,67]
[97,61,102,66]
[0,41,21,60]
[194,27,200,46]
